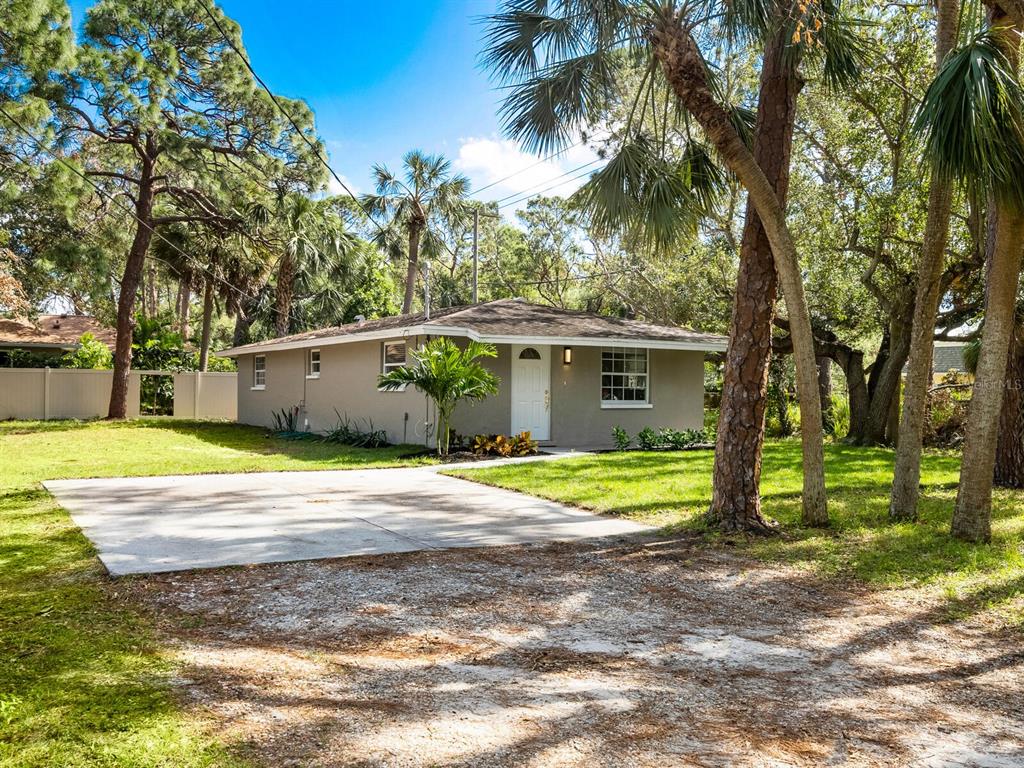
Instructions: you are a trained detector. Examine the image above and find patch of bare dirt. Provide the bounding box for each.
[121,535,1024,767]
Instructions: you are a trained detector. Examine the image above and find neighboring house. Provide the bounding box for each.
[220,298,728,448]
[932,341,970,380]
[0,314,116,365]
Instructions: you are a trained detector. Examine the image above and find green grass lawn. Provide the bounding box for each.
[450,442,1024,625]
[0,419,432,768]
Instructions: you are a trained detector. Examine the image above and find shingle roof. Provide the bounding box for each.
[0,314,116,349]
[933,342,968,374]
[220,298,727,356]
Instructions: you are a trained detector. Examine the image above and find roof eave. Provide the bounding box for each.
[219,323,728,357]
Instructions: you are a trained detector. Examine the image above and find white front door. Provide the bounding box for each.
[510,344,550,440]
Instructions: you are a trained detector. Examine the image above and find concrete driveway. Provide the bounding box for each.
[45,465,649,576]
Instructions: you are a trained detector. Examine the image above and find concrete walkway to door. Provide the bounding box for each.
[45,460,649,576]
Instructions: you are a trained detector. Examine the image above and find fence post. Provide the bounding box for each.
[193,372,200,419]
[43,367,51,421]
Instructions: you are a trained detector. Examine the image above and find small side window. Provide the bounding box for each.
[380,342,408,392]
[253,355,266,389]
[308,349,321,378]
[382,342,406,374]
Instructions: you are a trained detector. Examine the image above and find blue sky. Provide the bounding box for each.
[67,0,597,210]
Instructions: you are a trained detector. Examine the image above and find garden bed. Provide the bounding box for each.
[398,448,552,463]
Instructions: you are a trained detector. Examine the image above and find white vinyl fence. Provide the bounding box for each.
[0,368,236,421]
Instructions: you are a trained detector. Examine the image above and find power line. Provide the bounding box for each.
[0,104,306,328]
[193,0,390,239]
[496,163,604,211]
[470,139,585,196]
[202,0,611,233]
[490,157,603,206]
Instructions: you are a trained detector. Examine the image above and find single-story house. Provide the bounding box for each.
[0,314,116,365]
[219,298,728,448]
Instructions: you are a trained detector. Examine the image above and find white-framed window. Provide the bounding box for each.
[307,349,321,379]
[253,354,266,390]
[600,347,650,407]
[382,342,406,374]
[380,341,408,392]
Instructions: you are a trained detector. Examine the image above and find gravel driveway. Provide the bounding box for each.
[127,535,1024,768]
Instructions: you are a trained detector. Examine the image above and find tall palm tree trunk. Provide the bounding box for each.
[890,0,960,520]
[274,252,295,338]
[402,225,422,315]
[994,322,1024,486]
[653,13,828,526]
[198,276,214,372]
[709,25,801,532]
[953,203,1024,540]
[952,5,1024,542]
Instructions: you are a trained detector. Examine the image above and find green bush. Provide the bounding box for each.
[616,425,710,451]
[60,332,112,369]
[829,393,850,440]
[321,411,390,448]
[470,431,538,457]
[636,426,659,450]
[271,407,301,434]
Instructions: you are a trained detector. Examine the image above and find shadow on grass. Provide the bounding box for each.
[0,457,246,765]
[128,419,430,467]
[456,441,1022,619]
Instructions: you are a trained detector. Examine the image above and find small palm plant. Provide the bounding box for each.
[378,338,500,456]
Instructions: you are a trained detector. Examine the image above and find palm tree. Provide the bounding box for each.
[889,0,962,521]
[914,5,1024,541]
[481,0,865,527]
[377,338,499,456]
[255,193,355,337]
[361,151,470,315]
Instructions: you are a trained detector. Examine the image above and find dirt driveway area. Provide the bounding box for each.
[125,534,1024,767]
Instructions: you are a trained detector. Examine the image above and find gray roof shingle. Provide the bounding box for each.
[220,298,727,356]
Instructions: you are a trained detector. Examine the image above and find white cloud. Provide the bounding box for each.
[454,136,601,213]
[327,174,359,196]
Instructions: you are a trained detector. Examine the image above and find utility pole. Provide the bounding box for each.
[464,204,499,305]
[472,208,479,304]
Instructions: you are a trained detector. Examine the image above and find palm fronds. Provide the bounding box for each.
[574,134,724,248]
[915,31,1024,206]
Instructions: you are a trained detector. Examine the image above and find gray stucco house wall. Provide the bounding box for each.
[225,299,725,449]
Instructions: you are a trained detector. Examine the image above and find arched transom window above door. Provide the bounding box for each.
[518,347,541,360]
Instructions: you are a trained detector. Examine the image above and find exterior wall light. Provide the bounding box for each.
[563,346,572,365]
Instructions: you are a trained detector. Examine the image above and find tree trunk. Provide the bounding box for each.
[952,8,1024,542]
[199,276,214,372]
[146,262,158,319]
[402,225,422,315]
[179,272,192,341]
[653,15,828,526]
[890,0,957,515]
[994,324,1024,486]
[769,357,793,437]
[953,207,1024,540]
[863,313,914,444]
[886,375,901,446]
[818,357,834,435]
[707,24,800,532]
[233,295,254,347]
[274,252,295,337]
[107,173,156,419]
